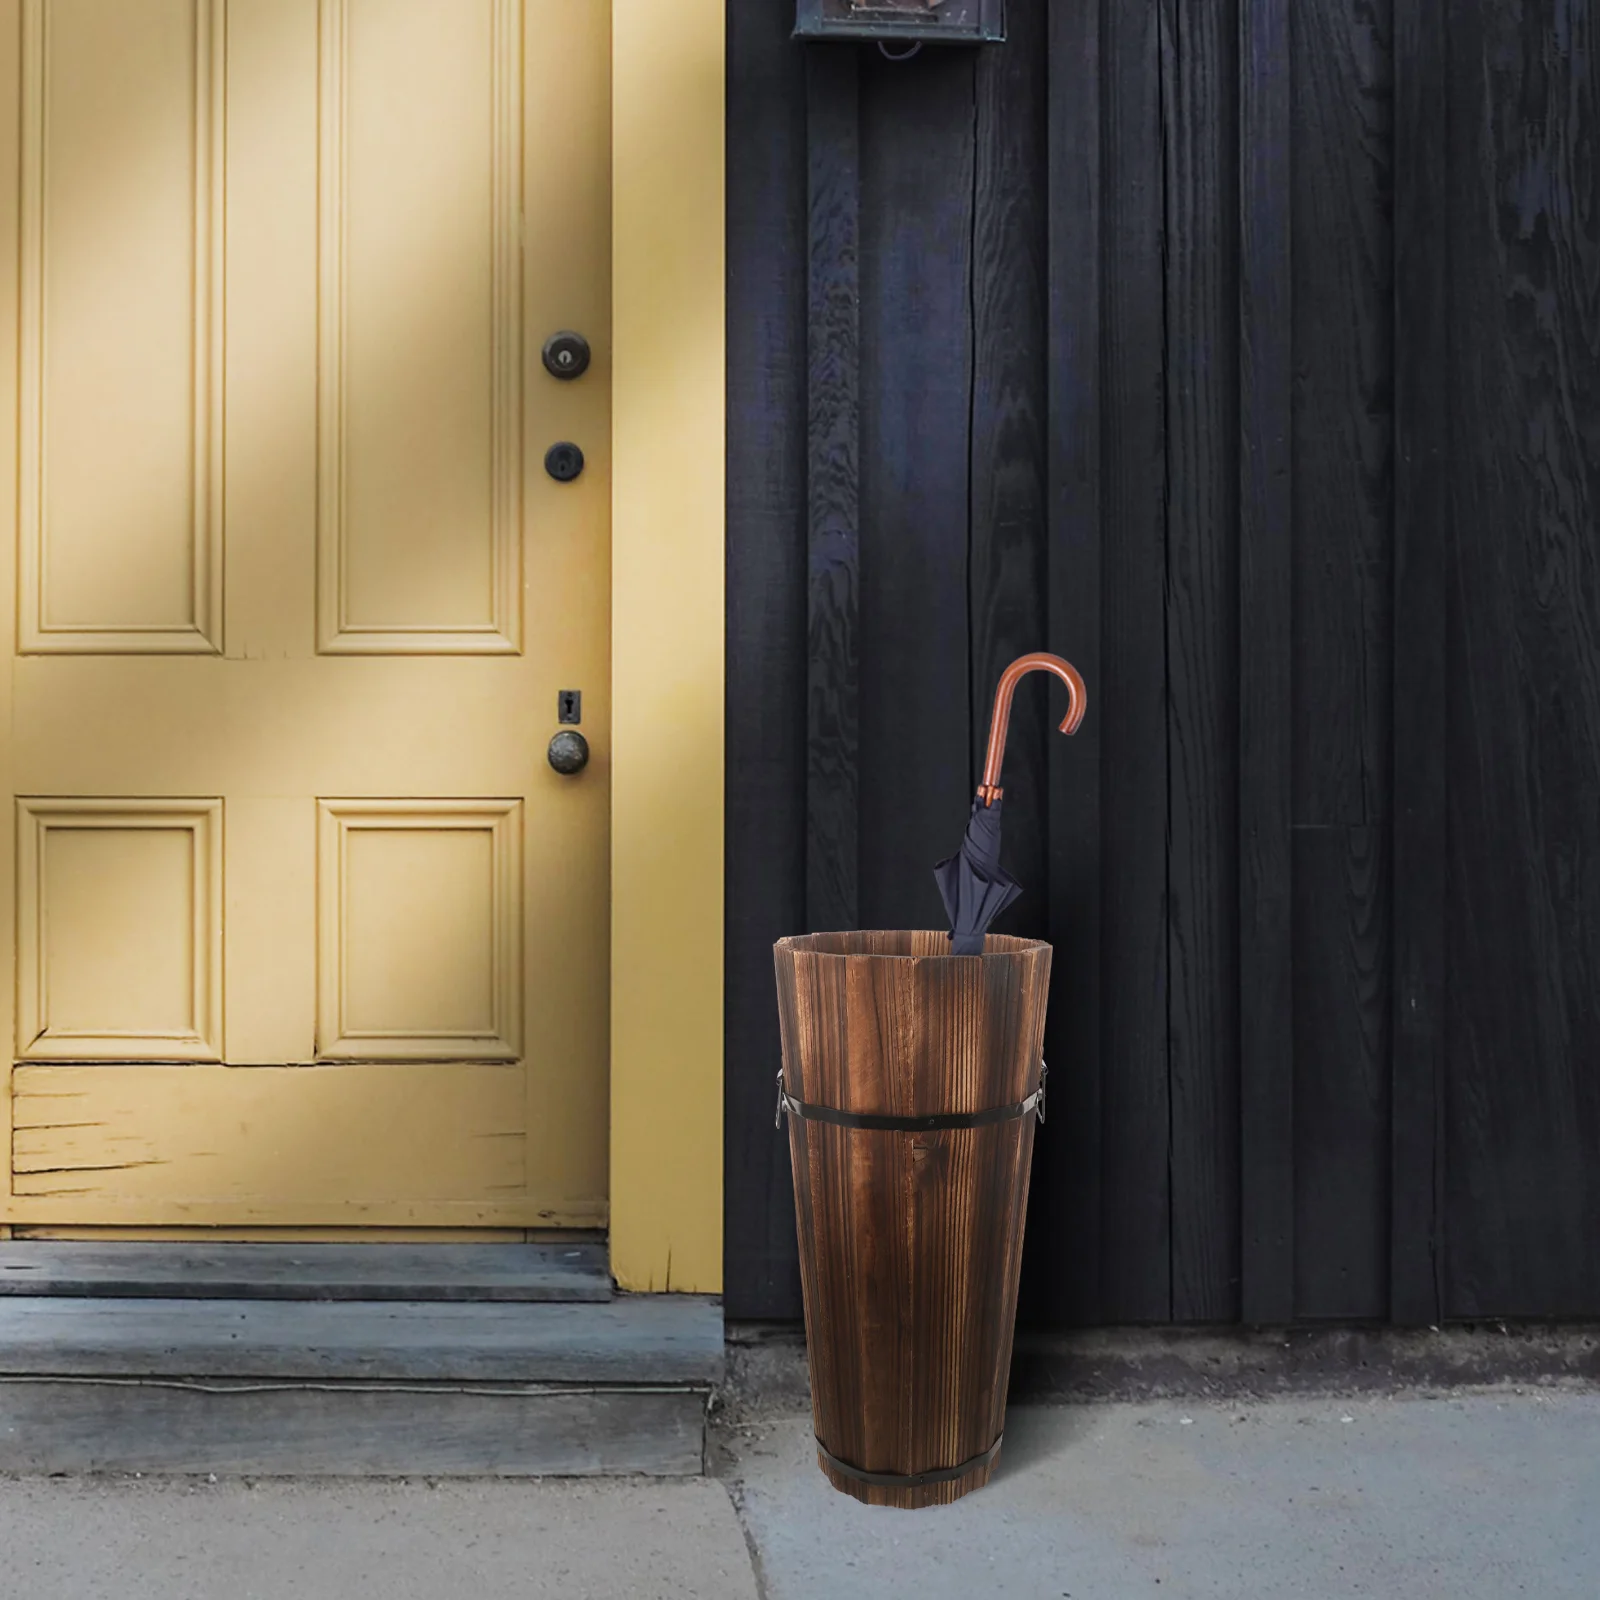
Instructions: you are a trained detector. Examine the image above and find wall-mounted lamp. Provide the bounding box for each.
[794,0,1005,45]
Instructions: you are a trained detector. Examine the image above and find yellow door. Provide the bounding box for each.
[0,0,611,1233]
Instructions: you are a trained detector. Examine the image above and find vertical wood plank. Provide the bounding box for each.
[1389,0,1448,1328]
[856,48,975,931]
[1290,1,1394,829]
[805,47,862,936]
[724,1,808,1318]
[1237,0,1293,1325]
[1038,0,1105,1325]
[1288,0,1394,1322]
[1294,825,1389,1319]
[1438,0,1600,1319]
[967,0,1053,1322]
[1164,0,1242,1324]
[1096,0,1173,1324]
[969,0,1048,931]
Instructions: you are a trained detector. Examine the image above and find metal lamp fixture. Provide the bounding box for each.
[794,0,1005,45]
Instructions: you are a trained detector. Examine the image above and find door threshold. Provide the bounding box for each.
[0,1240,613,1303]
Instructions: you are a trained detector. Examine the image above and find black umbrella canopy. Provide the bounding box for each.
[935,796,1022,955]
[934,653,1087,955]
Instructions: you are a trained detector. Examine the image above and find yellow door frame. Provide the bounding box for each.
[609,0,725,1292]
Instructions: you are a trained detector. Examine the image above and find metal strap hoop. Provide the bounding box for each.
[815,1433,1003,1490]
[777,1063,1047,1131]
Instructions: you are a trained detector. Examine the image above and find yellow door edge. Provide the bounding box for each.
[0,4,19,1225]
[609,0,725,1294]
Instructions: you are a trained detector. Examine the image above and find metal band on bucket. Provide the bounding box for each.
[815,1434,1003,1490]
[777,1064,1047,1131]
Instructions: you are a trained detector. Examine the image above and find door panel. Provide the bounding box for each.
[318,0,523,653]
[20,0,223,653]
[317,799,523,1061]
[17,798,223,1061]
[0,0,612,1231]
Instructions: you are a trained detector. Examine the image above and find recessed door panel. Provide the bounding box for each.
[318,800,523,1060]
[17,799,223,1061]
[317,0,523,654]
[20,0,223,653]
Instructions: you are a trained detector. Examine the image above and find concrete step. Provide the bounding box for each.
[0,1294,723,1476]
[0,1242,612,1302]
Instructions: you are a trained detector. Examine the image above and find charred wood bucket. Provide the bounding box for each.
[774,931,1051,1508]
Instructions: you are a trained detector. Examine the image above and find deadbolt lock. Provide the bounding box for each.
[545,442,585,483]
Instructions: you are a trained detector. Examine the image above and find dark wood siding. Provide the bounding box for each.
[725,0,1600,1324]
[1436,0,1600,1319]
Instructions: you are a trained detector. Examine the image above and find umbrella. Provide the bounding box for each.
[934,652,1087,955]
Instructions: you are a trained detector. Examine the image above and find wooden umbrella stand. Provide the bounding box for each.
[774,930,1052,1508]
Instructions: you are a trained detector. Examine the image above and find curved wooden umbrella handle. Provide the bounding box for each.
[976,652,1087,806]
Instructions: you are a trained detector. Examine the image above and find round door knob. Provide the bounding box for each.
[542,331,591,380]
[548,730,590,775]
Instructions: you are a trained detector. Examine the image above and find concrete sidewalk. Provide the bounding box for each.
[1,1390,1594,1598]
[0,1476,759,1600]
[722,1390,1600,1598]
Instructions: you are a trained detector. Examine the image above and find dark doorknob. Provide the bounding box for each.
[542,331,591,380]
[548,730,590,775]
